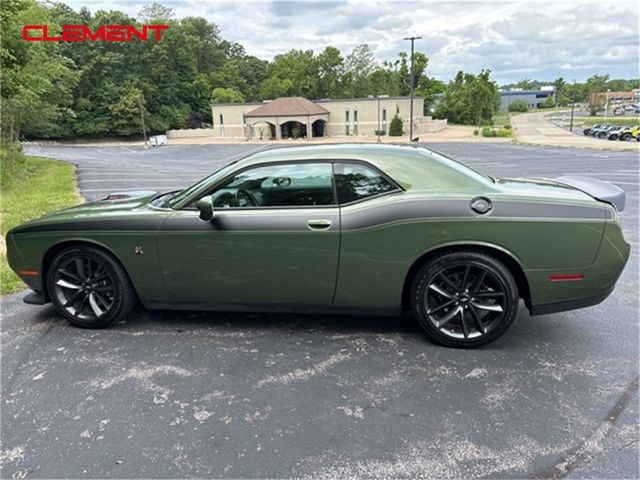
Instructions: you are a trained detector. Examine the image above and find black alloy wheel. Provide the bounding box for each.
[412,250,519,348]
[48,246,136,328]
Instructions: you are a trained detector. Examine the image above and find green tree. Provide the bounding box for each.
[515,78,536,90]
[316,46,345,99]
[260,49,318,99]
[389,114,404,136]
[1,0,78,142]
[586,74,610,116]
[138,2,174,22]
[539,95,556,108]
[345,44,374,97]
[434,70,500,125]
[211,87,244,103]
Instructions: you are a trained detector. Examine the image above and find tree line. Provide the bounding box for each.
[2,0,638,141]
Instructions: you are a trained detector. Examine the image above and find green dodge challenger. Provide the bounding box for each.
[6,144,630,347]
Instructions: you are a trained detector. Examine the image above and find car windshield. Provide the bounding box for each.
[166,160,240,208]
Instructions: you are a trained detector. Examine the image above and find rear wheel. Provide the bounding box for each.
[621,133,632,141]
[608,134,618,141]
[411,251,519,348]
[47,246,136,328]
[597,132,607,138]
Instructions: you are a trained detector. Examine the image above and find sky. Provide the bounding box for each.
[64,0,639,85]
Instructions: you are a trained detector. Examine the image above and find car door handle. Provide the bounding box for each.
[307,219,332,230]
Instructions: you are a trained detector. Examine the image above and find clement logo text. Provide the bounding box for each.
[22,24,169,42]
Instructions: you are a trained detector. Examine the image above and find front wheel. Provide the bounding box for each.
[47,246,136,328]
[411,251,520,348]
[621,133,632,141]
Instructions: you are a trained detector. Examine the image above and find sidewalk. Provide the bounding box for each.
[511,111,639,152]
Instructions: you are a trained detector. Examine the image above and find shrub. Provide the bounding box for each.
[389,115,404,136]
[481,127,495,137]
[480,127,512,138]
[503,124,511,130]
[508,100,529,113]
[539,95,556,109]
[473,129,479,136]
[374,129,387,136]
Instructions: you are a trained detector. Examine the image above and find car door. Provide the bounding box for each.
[156,161,340,306]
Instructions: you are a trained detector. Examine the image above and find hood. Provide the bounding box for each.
[41,191,158,219]
[10,191,160,234]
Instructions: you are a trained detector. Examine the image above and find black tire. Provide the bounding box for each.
[583,130,590,136]
[621,133,632,141]
[411,250,519,348]
[608,135,618,141]
[597,132,607,139]
[47,245,136,328]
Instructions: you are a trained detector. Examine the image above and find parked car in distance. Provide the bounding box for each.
[619,126,640,141]
[589,124,616,138]
[583,124,602,135]
[613,107,626,116]
[607,126,630,141]
[6,144,630,348]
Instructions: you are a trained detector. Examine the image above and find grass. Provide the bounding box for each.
[1,152,80,295]
[492,112,511,128]
[577,116,640,127]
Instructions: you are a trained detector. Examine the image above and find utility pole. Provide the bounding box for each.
[604,88,611,121]
[569,79,577,132]
[138,94,148,148]
[377,95,381,143]
[404,35,421,142]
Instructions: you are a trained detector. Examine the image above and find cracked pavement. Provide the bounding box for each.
[1,143,638,478]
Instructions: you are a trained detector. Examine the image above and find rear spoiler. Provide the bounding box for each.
[555,176,625,212]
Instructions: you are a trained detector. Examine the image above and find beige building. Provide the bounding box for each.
[210,96,425,139]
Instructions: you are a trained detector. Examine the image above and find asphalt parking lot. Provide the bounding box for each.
[2,142,638,478]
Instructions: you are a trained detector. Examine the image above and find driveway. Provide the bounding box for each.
[1,143,638,478]
[511,111,639,151]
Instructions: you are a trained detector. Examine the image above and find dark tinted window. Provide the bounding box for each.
[334,163,398,204]
[209,162,334,208]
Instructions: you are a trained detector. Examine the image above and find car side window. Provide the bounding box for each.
[208,162,335,208]
[334,162,398,204]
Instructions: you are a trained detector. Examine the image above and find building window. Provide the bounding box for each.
[345,110,350,135]
[219,114,225,136]
[353,110,358,135]
[382,108,387,133]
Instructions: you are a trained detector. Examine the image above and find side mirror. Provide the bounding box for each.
[196,195,214,221]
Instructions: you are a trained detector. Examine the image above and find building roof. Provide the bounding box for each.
[244,97,329,117]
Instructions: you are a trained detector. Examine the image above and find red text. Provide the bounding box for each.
[22,24,169,42]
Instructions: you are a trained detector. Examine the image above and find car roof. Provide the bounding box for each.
[240,143,492,192]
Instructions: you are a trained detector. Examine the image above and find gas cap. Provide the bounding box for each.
[470,197,492,214]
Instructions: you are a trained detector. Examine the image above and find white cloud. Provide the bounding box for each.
[61,0,640,84]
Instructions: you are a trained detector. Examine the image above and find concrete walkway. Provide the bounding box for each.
[512,110,639,152]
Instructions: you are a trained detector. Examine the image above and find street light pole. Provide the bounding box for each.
[604,88,611,121]
[137,94,148,148]
[569,79,576,132]
[377,95,381,143]
[404,35,421,142]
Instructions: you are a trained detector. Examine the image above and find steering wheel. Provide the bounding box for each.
[235,189,258,207]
